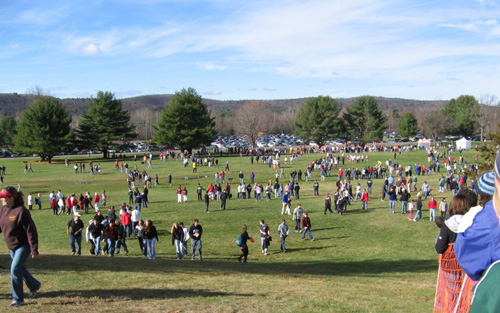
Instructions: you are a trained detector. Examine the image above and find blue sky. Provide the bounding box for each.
[1,0,500,101]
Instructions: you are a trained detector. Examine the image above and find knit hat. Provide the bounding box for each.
[478,172,496,196]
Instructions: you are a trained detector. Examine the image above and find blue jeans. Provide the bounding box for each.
[174,239,183,259]
[124,224,132,237]
[413,210,422,221]
[10,245,41,302]
[389,200,396,213]
[146,238,157,259]
[69,235,82,255]
[107,238,116,255]
[295,219,301,231]
[301,228,314,240]
[93,236,102,255]
[191,239,202,260]
[182,241,188,256]
[280,236,287,251]
[401,201,408,214]
[429,209,436,221]
[362,201,368,210]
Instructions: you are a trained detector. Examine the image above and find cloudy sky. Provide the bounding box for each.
[1,0,500,101]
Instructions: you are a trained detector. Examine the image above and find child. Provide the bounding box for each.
[408,199,415,220]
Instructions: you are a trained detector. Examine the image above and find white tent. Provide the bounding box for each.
[418,138,432,149]
[456,137,472,150]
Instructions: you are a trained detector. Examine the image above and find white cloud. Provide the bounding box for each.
[205,90,222,96]
[82,43,100,56]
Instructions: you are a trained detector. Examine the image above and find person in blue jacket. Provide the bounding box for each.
[455,171,498,281]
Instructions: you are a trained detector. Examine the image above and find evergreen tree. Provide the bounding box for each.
[0,116,17,147]
[292,96,344,147]
[343,96,386,143]
[76,91,136,158]
[154,88,215,152]
[14,96,73,163]
[444,95,480,137]
[397,112,419,138]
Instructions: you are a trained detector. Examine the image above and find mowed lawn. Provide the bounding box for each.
[0,148,478,312]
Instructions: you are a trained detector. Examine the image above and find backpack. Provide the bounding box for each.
[236,235,242,247]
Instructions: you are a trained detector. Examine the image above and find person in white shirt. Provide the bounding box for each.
[27,193,33,210]
[131,207,141,231]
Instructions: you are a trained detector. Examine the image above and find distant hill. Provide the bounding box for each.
[0,92,448,118]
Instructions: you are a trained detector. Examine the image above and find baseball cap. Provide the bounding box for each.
[0,187,19,199]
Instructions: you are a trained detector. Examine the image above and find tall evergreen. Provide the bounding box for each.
[154,88,215,153]
[76,91,136,158]
[293,96,344,147]
[14,96,73,163]
[343,96,386,143]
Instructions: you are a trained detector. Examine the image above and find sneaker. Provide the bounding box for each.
[10,301,25,307]
[28,284,41,299]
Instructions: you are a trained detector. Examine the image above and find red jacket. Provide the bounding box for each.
[121,211,131,225]
[361,191,369,201]
[428,200,437,209]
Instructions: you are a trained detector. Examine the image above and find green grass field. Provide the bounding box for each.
[0,148,479,312]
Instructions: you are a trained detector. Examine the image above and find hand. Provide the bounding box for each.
[31,251,39,259]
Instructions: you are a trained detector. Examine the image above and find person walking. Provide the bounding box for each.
[0,187,42,307]
[259,220,270,255]
[413,195,424,221]
[439,198,448,218]
[67,212,84,255]
[293,204,304,232]
[301,212,314,241]
[143,220,158,259]
[189,219,203,260]
[237,225,252,263]
[428,196,437,221]
[361,188,369,211]
[278,219,290,252]
[324,193,333,214]
[171,222,184,259]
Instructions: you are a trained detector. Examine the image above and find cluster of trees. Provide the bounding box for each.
[0,88,217,162]
[293,96,387,146]
[0,88,498,163]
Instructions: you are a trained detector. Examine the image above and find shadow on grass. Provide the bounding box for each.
[12,254,437,278]
[36,288,257,301]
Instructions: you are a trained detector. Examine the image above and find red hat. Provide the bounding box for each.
[0,187,19,199]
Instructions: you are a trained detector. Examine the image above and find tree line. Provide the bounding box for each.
[0,88,497,163]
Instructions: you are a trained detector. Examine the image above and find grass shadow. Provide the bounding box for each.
[18,254,437,278]
[36,288,258,301]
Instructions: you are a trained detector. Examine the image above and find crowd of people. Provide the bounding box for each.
[1,142,499,310]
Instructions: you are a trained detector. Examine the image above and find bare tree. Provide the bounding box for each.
[131,107,159,139]
[421,110,450,141]
[478,94,499,140]
[233,101,270,147]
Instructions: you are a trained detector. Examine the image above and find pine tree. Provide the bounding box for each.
[293,96,344,147]
[154,88,215,152]
[14,96,73,163]
[343,96,386,143]
[76,91,136,158]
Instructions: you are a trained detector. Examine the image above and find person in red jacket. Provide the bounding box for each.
[51,197,58,215]
[120,208,132,237]
[428,196,437,221]
[361,188,369,211]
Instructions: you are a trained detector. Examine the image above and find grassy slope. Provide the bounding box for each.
[0,148,477,312]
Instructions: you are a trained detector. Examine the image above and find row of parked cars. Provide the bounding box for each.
[210,134,307,149]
